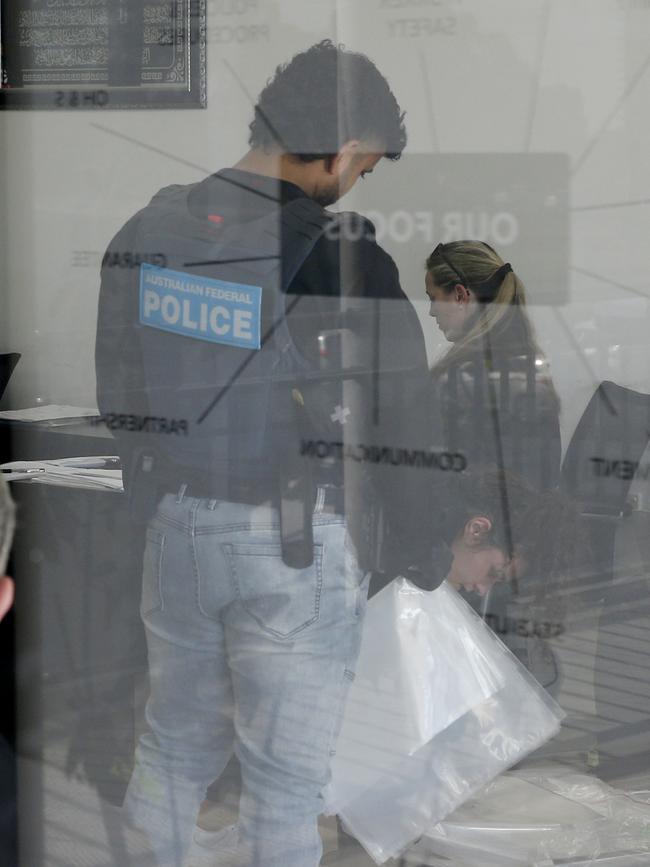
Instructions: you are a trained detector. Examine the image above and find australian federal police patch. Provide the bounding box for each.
[139,263,262,350]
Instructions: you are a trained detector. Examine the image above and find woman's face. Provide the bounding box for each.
[425,271,471,342]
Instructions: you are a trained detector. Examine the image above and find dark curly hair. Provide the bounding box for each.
[436,467,591,592]
[248,40,407,161]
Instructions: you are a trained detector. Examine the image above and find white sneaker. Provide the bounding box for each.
[184,824,239,867]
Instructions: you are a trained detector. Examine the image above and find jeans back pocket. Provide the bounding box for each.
[224,542,323,638]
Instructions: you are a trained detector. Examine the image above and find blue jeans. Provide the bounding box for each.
[124,491,368,867]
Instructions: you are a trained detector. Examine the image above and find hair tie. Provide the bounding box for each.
[473,262,514,299]
[498,263,515,300]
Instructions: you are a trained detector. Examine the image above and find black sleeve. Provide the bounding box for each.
[285,211,452,585]
[347,229,448,581]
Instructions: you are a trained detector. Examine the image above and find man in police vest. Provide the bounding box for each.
[96,40,438,866]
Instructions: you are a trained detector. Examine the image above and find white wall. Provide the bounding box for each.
[1,0,649,453]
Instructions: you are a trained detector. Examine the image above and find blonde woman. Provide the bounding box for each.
[425,240,561,491]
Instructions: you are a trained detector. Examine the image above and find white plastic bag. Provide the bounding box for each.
[325,579,506,816]
[326,579,564,863]
[407,764,650,866]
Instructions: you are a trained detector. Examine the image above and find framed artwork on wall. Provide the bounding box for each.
[0,0,206,110]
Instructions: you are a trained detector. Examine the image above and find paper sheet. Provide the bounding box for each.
[0,405,99,423]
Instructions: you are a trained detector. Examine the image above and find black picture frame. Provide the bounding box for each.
[0,0,206,110]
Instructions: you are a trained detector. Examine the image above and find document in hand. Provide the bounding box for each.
[325,579,564,864]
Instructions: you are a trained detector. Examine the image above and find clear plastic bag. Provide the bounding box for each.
[325,578,506,817]
[407,764,650,866]
[325,579,564,863]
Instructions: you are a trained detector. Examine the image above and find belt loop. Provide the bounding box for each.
[207,499,217,511]
[176,483,187,504]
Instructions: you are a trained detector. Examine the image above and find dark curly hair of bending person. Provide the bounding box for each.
[436,467,592,620]
[248,40,407,160]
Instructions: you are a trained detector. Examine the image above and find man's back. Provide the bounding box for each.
[95,40,432,867]
[97,165,432,569]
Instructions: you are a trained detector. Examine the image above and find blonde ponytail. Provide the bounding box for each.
[426,241,538,372]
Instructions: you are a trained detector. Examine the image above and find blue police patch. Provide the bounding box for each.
[139,264,262,350]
